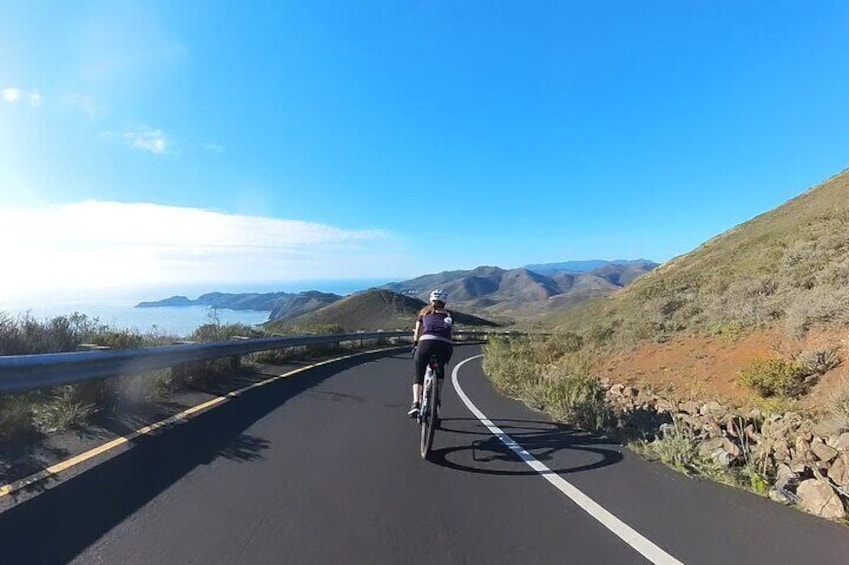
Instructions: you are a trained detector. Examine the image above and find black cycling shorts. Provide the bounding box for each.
[413,339,454,386]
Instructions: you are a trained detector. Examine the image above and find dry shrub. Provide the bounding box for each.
[832,377,849,423]
[632,416,713,476]
[739,358,807,398]
[784,286,849,338]
[0,396,36,443]
[539,357,611,432]
[796,347,841,376]
[32,388,96,434]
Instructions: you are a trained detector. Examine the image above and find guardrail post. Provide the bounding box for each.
[229,336,251,369]
[170,340,196,385]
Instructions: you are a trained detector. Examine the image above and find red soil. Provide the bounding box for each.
[597,328,849,410]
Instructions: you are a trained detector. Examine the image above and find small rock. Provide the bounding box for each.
[656,398,676,414]
[790,459,808,474]
[700,401,725,418]
[813,418,848,438]
[704,420,724,439]
[835,433,849,452]
[796,479,846,520]
[828,454,849,489]
[795,437,815,462]
[812,442,839,463]
[763,419,790,440]
[775,463,799,489]
[769,487,792,505]
[773,439,791,462]
[679,401,699,415]
[712,449,734,467]
[698,438,724,459]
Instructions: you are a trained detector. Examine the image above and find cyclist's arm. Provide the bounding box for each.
[413,318,422,343]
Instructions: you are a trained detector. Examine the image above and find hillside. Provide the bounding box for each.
[267,291,342,322]
[550,169,849,343]
[137,290,343,321]
[382,262,656,321]
[266,289,498,332]
[137,292,295,311]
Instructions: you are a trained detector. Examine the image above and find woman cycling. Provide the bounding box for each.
[408,288,454,418]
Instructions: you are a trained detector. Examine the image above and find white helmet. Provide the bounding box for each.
[429,288,448,304]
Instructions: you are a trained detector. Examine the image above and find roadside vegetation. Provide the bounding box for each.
[482,331,849,521]
[478,172,849,521]
[0,312,400,448]
[483,334,610,433]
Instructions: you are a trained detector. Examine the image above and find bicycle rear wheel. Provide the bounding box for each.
[419,374,437,459]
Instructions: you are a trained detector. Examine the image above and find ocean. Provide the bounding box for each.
[0,279,391,338]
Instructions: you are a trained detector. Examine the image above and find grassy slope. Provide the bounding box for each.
[546,169,849,344]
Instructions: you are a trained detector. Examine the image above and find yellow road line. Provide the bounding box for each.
[0,345,407,500]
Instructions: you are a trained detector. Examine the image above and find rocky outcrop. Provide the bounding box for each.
[604,382,849,521]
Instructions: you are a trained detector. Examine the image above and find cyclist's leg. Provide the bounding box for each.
[435,341,453,379]
[433,342,453,408]
[409,341,431,416]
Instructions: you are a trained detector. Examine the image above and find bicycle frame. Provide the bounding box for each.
[418,356,441,459]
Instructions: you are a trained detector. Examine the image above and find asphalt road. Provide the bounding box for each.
[1,345,848,564]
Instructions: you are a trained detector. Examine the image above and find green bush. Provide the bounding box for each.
[191,322,265,342]
[483,336,612,433]
[710,320,745,342]
[32,388,96,433]
[0,395,36,442]
[482,336,540,397]
[540,359,611,432]
[93,331,146,350]
[632,416,707,476]
[739,358,807,398]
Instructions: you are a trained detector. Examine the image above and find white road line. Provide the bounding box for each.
[451,354,684,565]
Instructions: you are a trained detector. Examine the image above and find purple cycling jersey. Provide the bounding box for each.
[419,311,453,340]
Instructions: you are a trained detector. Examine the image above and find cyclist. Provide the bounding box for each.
[408,288,454,418]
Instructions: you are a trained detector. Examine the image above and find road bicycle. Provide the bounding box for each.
[418,353,442,459]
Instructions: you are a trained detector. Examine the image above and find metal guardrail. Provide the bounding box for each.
[0,329,512,395]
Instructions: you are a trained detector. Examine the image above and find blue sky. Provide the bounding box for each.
[1,1,848,301]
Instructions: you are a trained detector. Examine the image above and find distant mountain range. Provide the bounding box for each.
[136,258,658,325]
[382,260,659,320]
[523,259,657,276]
